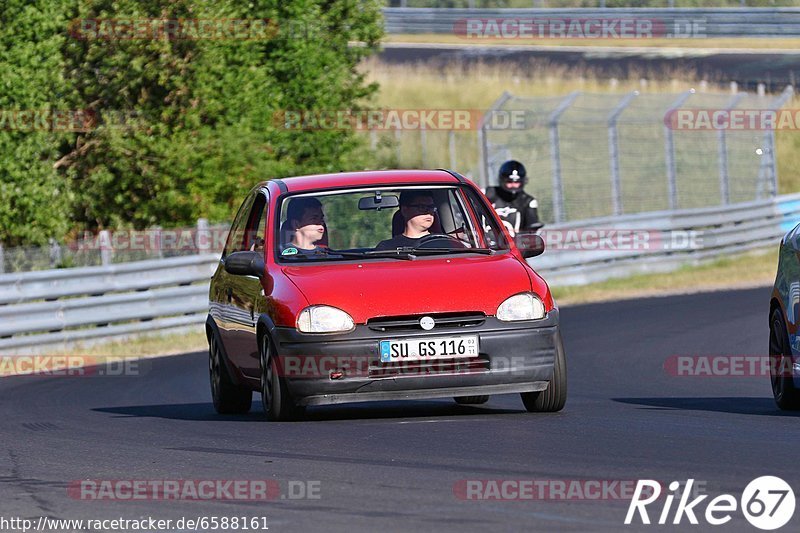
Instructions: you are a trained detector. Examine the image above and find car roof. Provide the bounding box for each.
[261,169,464,194]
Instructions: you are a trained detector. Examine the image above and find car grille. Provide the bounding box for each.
[366,312,486,332]
[367,355,490,379]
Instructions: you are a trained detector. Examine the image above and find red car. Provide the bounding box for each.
[207,169,566,420]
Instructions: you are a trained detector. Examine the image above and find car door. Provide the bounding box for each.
[212,192,255,372]
[223,191,269,379]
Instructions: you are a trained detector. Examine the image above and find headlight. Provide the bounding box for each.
[496,293,546,322]
[296,305,355,333]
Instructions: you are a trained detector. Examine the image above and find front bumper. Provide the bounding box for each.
[273,310,560,406]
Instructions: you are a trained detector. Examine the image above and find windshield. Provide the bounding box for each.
[275,185,509,262]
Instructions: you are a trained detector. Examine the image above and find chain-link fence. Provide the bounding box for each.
[0,220,229,274]
[478,86,793,223]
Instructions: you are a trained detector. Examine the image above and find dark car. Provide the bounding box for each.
[207,169,566,420]
[771,223,800,410]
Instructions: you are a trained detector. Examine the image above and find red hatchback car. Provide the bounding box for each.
[207,170,566,420]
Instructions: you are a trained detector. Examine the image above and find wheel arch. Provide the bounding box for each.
[205,315,248,387]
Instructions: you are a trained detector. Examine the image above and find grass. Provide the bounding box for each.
[0,329,208,376]
[552,246,777,305]
[386,34,800,50]
[15,329,206,358]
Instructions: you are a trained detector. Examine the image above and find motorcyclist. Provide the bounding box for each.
[483,160,542,238]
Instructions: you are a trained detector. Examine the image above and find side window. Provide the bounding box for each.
[245,193,268,253]
[222,194,256,258]
[463,187,508,250]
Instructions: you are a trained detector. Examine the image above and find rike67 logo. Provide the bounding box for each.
[625,477,795,530]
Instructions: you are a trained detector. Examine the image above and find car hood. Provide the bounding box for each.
[281,253,533,324]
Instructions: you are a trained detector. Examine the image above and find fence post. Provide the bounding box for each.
[370,129,377,151]
[420,128,427,168]
[99,230,112,266]
[548,91,580,223]
[478,91,512,189]
[49,238,62,268]
[448,130,456,170]
[394,129,401,163]
[764,85,795,197]
[717,93,744,205]
[664,89,695,210]
[197,218,210,255]
[607,91,638,216]
[0,242,4,274]
[152,226,163,259]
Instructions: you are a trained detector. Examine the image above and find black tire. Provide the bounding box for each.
[521,331,567,413]
[454,395,490,405]
[209,334,252,414]
[769,307,800,410]
[260,335,305,421]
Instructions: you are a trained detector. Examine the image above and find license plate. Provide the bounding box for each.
[379,335,479,363]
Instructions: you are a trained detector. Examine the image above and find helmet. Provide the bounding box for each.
[498,160,527,194]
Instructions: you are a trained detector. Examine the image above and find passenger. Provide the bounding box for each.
[280,197,327,257]
[375,191,437,251]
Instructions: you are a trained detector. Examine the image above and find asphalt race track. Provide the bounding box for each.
[1,286,796,532]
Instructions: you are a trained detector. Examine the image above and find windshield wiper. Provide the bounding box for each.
[361,249,417,260]
[409,247,496,256]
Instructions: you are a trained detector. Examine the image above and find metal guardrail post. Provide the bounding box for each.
[448,130,456,171]
[548,91,580,223]
[718,93,745,205]
[664,89,695,210]
[0,243,4,274]
[99,230,112,266]
[607,91,638,216]
[197,218,210,255]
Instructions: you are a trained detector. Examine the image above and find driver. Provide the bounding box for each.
[375,191,437,250]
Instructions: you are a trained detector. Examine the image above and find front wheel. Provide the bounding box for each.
[260,335,305,421]
[521,331,567,413]
[209,335,252,414]
[769,308,800,410]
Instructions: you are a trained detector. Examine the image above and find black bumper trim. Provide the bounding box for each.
[300,381,549,406]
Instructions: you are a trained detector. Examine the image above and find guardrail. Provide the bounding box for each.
[2,194,798,352]
[531,193,800,285]
[383,7,800,37]
[0,254,219,352]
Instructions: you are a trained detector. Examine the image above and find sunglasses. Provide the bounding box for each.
[406,203,438,213]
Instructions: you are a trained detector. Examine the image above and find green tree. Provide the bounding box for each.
[0,0,76,246]
[60,0,384,231]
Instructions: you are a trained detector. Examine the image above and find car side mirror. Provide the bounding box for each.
[517,233,545,259]
[224,251,265,277]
